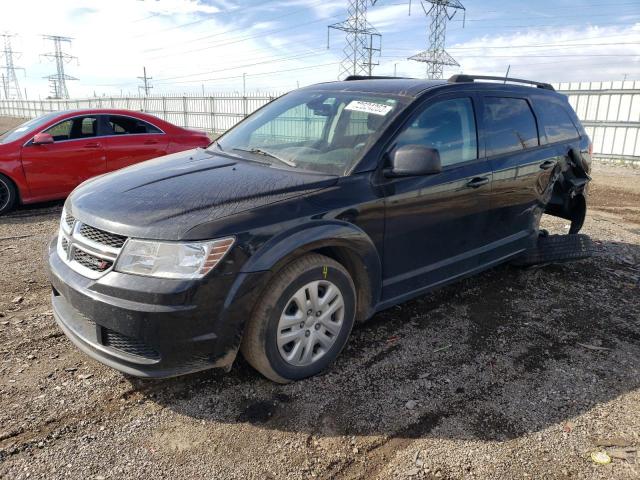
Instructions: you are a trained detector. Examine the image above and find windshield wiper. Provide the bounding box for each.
[205,140,224,154]
[232,147,296,167]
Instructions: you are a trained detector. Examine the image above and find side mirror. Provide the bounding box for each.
[386,144,442,177]
[32,133,54,145]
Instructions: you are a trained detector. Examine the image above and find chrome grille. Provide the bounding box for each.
[78,224,126,249]
[102,328,160,360]
[64,211,75,230]
[58,209,127,279]
[73,249,114,272]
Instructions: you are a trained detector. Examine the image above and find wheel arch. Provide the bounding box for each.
[240,221,382,322]
[0,171,21,210]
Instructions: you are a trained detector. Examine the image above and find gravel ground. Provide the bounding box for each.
[1,115,639,479]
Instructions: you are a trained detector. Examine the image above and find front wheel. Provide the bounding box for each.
[241,254,356,383]
[0,174,17,215]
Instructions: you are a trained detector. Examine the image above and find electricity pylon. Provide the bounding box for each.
[328,0,382,79]
[409,0,465,79]
[41,35,78,99]
[1,34,24,100]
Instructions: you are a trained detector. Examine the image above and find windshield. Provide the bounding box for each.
[0,112,60,144]
[216,90,408,176]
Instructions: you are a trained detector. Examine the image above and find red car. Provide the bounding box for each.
[0,109,211,214]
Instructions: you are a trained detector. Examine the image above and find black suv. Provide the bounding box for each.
[47,75,591,383]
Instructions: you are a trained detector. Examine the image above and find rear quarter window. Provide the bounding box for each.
[534,98,581,143]
[483,97,539,157]
[108,116,162,135]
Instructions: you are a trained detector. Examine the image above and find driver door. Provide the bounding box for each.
[381,94,495,301]
[20,115,106,199]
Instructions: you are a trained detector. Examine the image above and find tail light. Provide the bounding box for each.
[588,142,593,156]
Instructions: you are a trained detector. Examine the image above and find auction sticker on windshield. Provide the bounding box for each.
[345,100,394,116]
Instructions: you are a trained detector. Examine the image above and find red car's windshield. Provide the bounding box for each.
[0,112,60,144]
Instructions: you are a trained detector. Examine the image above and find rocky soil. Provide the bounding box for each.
[1,116,639,479]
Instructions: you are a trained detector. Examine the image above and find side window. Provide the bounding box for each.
[107,116,162,135]
[483,97,539,156]
[394,97,478,167]
[45,120,72,141]
[44,116,97,141]
[535,99,580,143]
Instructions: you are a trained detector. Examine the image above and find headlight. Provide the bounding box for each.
[115,237,234,279]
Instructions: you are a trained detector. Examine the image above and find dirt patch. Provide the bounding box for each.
[0,161,639,479]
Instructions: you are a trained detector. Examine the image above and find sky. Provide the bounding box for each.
[0,0,638,98]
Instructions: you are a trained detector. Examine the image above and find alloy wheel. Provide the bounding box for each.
[0,179,10,212]
[276,280,345,367]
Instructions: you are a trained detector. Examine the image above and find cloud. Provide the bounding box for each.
[0,1,637,98]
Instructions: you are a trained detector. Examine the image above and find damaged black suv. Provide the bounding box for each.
[47,74,591,383]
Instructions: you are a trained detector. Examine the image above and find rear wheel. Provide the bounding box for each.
[0,174,17,215]
[241,254,356,383]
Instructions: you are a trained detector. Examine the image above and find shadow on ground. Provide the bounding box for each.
[128,239,640,444]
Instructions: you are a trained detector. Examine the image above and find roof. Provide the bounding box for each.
[45,108,159,117]
[303,77,563,99]
[302,78,448,97]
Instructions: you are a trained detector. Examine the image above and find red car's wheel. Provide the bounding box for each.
[0,174,17,215]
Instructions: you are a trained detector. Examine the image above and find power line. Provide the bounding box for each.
[154,61,341,86]
[137,66,153,96]
[139,0,326,48]
[1,33,24,100]
[155,51,325,82]
[41,35,78,99]
[383,41,640,51]
[146,14,343,60]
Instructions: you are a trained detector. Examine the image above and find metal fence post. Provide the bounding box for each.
[210,96,216,134]
[183,97,188,127]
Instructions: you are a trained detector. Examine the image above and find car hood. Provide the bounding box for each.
[68,148,338,240]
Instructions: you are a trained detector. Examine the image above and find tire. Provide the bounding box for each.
[512,234,594,267]
[241,253,356,383]
[0,174,17,216]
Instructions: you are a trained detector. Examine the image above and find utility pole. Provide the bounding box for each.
[41,35,78,99]
[408,0,465,79]
[137,66,153,96]
[1,73,7,100]
[1,33,24,100]
[328,1,382,79]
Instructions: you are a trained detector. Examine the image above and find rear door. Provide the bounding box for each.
[102,115,169,171]
[479,95,556,252]
[381,93,495,301]
[20,115,106,198]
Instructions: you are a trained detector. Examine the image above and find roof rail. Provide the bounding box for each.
[344,75,413,81]
[448,74,555,91]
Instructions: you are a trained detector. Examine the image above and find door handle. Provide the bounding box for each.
[144,140,159,145]
[539,160,556,170]
[466,177,490,188]
[83,142,101,149]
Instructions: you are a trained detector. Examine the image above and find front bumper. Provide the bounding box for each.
[47,238,267,378]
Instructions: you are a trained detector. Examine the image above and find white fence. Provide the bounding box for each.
[0,93,283,135]
[555,81,640,164]
[1,82,640,164]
